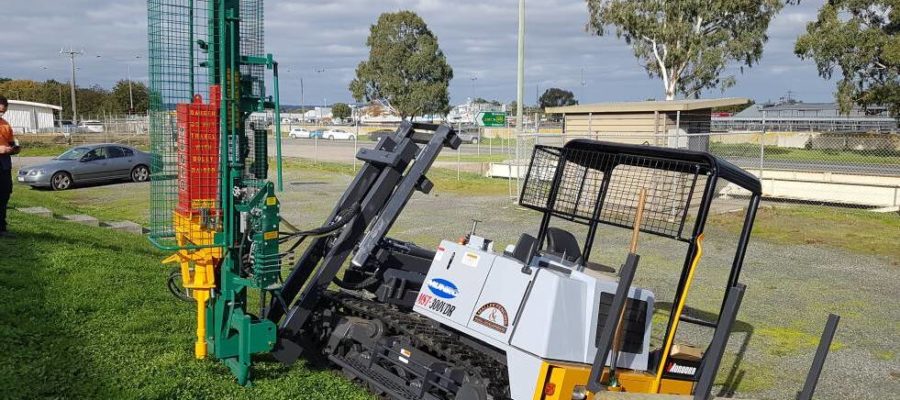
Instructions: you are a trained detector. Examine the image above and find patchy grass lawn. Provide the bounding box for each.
[711,205,900,261]
[281,157,512,197]
[15,142,70,157]
[0,211,372,399]
[10,180,150,225]
[438,153,511,163]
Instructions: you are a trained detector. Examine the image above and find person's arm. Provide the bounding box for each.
[10,136,20,155]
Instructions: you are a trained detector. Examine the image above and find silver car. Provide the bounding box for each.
[17,143,152,190]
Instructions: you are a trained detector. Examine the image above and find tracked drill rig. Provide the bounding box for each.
[147,1,840,397]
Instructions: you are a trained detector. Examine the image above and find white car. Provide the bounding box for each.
[289,127,312,139]
[323,129,355,140]
[78,120,105,133]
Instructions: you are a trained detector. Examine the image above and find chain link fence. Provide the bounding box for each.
[500,131,900,209]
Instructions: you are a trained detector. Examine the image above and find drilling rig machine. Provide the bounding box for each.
[148,1,840,398]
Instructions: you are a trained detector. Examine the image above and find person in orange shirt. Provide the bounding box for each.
[0,96,22,237]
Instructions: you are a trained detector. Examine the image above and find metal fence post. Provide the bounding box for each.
[760,110,766,179]
[457,146,461,181]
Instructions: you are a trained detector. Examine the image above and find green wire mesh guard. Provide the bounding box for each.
[148,0,217,249]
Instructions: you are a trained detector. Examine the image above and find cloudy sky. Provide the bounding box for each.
[1,0,831,106]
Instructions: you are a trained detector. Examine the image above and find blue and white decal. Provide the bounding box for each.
[427,278,459,299]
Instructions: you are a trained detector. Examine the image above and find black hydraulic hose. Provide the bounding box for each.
[278,203,361,258]
[279,203,360,242]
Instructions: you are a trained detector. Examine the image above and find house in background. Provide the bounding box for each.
[5,100,62,133]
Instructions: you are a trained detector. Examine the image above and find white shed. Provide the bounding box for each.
[5,100,62,133]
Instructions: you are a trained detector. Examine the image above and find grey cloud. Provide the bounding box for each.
[0,0,835,107]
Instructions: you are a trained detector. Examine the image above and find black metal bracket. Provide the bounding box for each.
[268,121,460,365]
[694,283,746,400]
[586,252,639,392]
[797,314,841,400]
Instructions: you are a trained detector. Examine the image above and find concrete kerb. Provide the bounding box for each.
[101,221,144,235]
[16,207,53,218]
[16,206,145,235]
[61,214,100,227]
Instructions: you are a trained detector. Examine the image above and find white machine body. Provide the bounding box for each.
[413,238,655,400]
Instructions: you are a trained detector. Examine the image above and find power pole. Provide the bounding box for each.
[516,0,525,135]
[60,48,83,123]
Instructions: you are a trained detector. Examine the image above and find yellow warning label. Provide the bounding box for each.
[266,197,277,206]
[263,231,278,241]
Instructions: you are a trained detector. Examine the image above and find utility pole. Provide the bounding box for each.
[60,48,83,124]
[128,55,142,113]
[516,0,525,135]
[300,77,304,112]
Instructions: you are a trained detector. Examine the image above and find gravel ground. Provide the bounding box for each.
[277,165,899,400]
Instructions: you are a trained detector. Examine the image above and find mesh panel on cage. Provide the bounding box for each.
[238,0,267,188]
[148,0,217,248]
[520,145,707,241]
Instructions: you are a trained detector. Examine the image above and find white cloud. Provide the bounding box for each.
[0,0,835,106]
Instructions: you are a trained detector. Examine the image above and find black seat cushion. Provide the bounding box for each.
[511,233,538,264]
[546,227,583,264]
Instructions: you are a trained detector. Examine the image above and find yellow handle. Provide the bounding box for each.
[650,233,704,392]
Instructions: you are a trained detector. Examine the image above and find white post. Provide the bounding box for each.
[515,0,525,140]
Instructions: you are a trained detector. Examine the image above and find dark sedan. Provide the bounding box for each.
[17,143,152,190]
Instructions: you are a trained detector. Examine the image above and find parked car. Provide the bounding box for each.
[289,127,312,139]
[456,126,481,144]
[367,129,395,142]
[78,120,105,133]
[323,128,355,140]
[17,144,152,190]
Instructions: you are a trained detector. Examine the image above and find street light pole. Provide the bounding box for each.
[127,64,134,112]
[61,48,84,124]
[516,0,525,135]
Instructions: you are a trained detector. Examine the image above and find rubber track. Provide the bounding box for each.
[324,291,511,399]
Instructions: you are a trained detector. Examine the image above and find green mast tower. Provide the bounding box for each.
[147,0,284,385]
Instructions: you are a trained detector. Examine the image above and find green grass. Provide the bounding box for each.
[16,142,70,157]
[10,181,150,225]
[281,157,511,196]
[0,211,372,399]
[709,142,900,165]
[711,205,900,261]
[438,153,511,163]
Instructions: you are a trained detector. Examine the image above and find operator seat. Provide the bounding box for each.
[546,227,583,264]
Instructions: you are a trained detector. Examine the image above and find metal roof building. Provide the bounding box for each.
[4,100,62,133]
[546,98,749,149]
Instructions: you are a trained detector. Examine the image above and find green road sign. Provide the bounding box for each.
[477,112,507,127]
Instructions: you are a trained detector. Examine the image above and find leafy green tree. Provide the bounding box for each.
[109,80,150,114]
[332,102,352,121]
[586,0,791,100]
[539,88,578,109]
[349,11,454,119]
[795,0,899,116]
